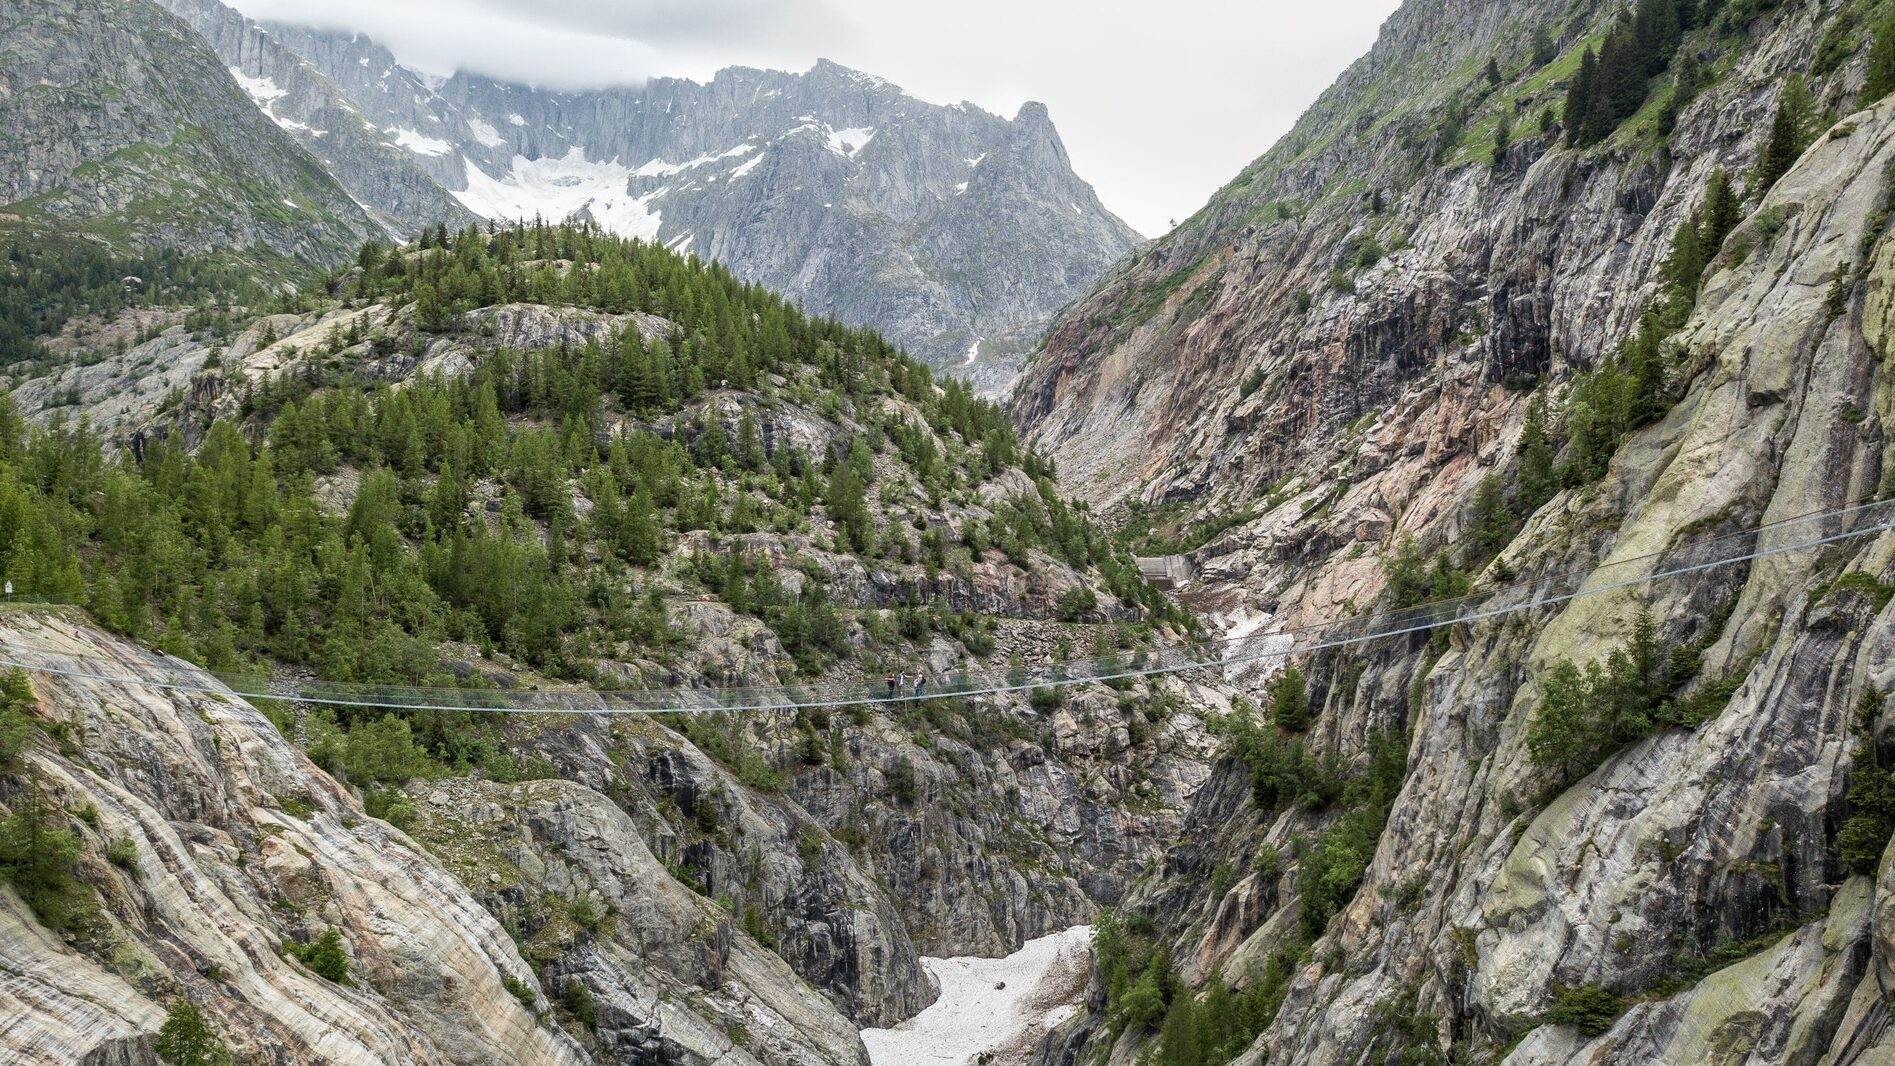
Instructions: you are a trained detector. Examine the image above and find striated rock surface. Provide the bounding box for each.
[1017,0,1895,1063]
[0,608,874,1065]
[0,609,585,1064]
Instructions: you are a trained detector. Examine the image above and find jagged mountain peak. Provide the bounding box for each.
[207,16,1140,387]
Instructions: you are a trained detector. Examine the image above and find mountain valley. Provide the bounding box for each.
[6,0,1895,1064]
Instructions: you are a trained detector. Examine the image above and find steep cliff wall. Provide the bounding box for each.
[150,0,478,240]
[0,0,380,266]
[1017,0,1895,1062]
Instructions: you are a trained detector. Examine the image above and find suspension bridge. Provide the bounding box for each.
[2,499,1891,716]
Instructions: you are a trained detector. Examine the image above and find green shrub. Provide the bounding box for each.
[1116,955,1168,1033]
[106,836,138,870]
[362,787,416,831]
[1239,366,1268,399]
[1252,842,1281,883]
[1297,731,1407,937]
[568,896,602,931]
[742,903,777,949]
[1526,613,1696,787]
[310,714,438,787]
[284,928,352,984]
[1870,14,1895,103]
[1814,571,1895,613]
[1544,985,1627,1036]
[561,980,598,1028]
[887,756,918,805]
[1055,586,1097,622]
[501,974,537,1012]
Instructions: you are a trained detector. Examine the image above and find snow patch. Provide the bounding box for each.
[862,927,1092,1066]
[466,117,505,148]
[388,127,454,156]
[631,143,755,178]
[1072,202,1083,215]
[727,152,765,179]
[841,68,890,90]
[962,337,981,366]
[965,152,987,168]
[228,68,286,108]
[453,149,664,241]
[954,181,969,195]
[1220,611,1294,683]
[228,69,320,136]
[827,126,875,157]
[507,113,527,126]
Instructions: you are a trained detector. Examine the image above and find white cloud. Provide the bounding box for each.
[227,0,1403,237]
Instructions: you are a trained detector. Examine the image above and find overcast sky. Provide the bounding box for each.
[227,0,1402,236]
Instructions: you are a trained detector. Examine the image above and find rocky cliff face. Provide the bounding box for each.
[0,236,1242,1060]
[248,21,1140,384]
[1017,0,1895,1062]
[0,609,594,1065]
[0,0,380,267]
[147,0,478,240]
[0,603,1223,1063]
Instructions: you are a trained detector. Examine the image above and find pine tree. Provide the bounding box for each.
[1662,213,1705,311]
[1625,312,1670,427]
[1870,15,1895,103]
[1753,103,1799,195]
[1565,47,1599,144]
[1271,665,1310,732]
[1702,167,1740,251]
[1158,988,1201,1066]
[413,279,451,333]
[154,1000,231,1066]
[1841,690,1895,873]
[735,408,765,470]
[825,459,871,553]
[1532,25,1557,67]
[1517,395,1558,513]
[1469,475,1515,558]
[1632,0,1680,76]
[1777,75,1817,157]
[1599,30,1645,125]
[621,491,662,566]
[1527,660,1594,781]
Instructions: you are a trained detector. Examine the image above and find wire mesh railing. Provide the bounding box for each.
[2,498,1891,715]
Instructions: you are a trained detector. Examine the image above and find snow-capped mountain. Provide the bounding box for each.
[158,0,1140,385]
